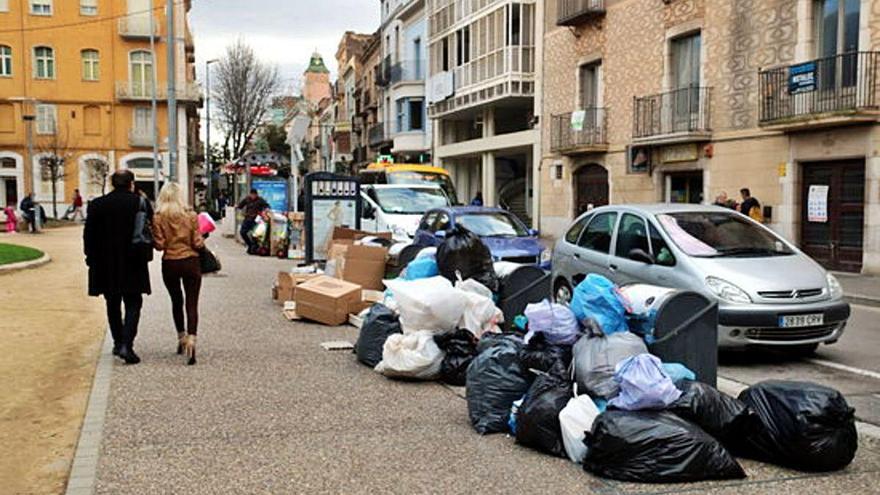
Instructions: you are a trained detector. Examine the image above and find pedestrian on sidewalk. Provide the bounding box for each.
[739,188,763,222]
[65,189,85,222]
[236,188,268,254]
[152,182,205,365]
[83,170,152,365]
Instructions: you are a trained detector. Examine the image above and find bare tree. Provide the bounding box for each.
[35,121,75,219]
[213,40,282,160]
[86,159,110,195]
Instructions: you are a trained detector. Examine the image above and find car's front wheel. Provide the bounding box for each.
[554,278,573,305]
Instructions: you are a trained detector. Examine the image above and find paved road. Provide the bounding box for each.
[88,233,880,494]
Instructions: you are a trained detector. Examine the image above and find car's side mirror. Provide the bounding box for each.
[628,248,655,265]
[528,228,539,236]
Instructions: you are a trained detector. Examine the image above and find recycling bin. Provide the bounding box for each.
[496,264,552,328]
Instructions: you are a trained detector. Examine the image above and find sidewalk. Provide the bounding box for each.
[835,272,880,307]
[83,235,880,494]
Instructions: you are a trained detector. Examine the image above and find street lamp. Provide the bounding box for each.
[205,58,219,213]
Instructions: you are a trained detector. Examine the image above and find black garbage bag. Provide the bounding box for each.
[519,333,572,378]
[434,329,478,386]
[515,373,572,457]
[735,380,857,472]
[466,334,533,434]
[583,410,747,483]
[669,380,759,447]
[355,304,402,368]
[436,225,499,293]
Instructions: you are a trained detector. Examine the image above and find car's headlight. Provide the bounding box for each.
[540,248,552,264]
[705,276,751,304]
[826,273,843,299]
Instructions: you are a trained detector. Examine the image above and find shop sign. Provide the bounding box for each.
[807,184,829,223]
[789,62,817,95]
[570,110,586,131]
[660,144,698,164]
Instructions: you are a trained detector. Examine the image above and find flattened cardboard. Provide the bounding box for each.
[295,276,362,326]
[332,226,392,243]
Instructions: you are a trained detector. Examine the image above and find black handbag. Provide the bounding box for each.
[131,196,154,262]
[200,248,221,274]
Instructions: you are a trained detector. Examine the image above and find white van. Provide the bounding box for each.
[360,184,451,242]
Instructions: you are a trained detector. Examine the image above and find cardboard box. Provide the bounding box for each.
[295,276,363,326]
[275,272,319,304]
[332,226,392,243]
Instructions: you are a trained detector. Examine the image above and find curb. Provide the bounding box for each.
[64,332,113,495]
[844,293,880,308]
[0,253,51,274]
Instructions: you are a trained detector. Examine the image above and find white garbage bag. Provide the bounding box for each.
[384,277,467,333]
[456,279,504,338]
[374,331,444,380]
[559,392,601,464]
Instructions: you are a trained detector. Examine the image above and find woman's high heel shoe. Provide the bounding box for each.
[184,335,197,366]
[176,332,186,355]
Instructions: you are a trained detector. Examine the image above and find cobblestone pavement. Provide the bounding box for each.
[93,234,880,494]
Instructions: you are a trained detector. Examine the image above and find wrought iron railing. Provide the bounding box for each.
[633,86,712,139]
[758,51,880,124]
[550,109,607,152]
[556,0,605,26]
[375,56,392,87]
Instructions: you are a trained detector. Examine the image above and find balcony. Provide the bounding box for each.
[368,123,390,147]
[129,128,155,148]
[632,86,712,143]
[389,60,426,85]
[556,0,605,26]
[116,82,202,102]
[375,56,392,87]
[758,51,880,130]
[118,16,160,39]
[550,109,608,154]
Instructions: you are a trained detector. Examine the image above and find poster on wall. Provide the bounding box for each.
[311,198,357,261]
[807,184,829,223]
[252,179,289,212]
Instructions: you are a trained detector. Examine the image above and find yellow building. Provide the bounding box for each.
[0,0,200,217]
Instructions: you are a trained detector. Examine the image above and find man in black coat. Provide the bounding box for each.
[83,170,152,364]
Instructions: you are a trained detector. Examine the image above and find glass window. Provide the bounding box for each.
[370,187,450,214]
[578,212,617,253]
[29,0,51,15]
[579,62,599,109]
[82,49,99,81]
[0,0,8,12]
[457,212,528,237]
[649,223,676,267]
[408,99,424,130]
[34,46,54,79]
[129,51,153,97]
[672,32,701,88]
[0,46,11,77]
[565,214,591,244]
[657,212,795,258]
[36,104,56,135]
[80,0,97,15]
[396,99,405,133]
[615,213,649,258]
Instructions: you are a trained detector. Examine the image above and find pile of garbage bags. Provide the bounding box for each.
[352,250,859,484]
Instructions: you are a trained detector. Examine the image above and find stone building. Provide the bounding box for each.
[353,32,383,168]
[540,0,880,274]
[334,31,374,173]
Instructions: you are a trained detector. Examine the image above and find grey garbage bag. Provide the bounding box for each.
[571,331,647,400]
[466,334,533,434]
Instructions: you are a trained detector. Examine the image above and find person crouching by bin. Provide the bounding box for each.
[236,188,268,254]
[4,202,17,233]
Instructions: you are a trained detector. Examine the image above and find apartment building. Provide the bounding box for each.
[0,0,201,211]
[334,31,373,173]
[427,0,542,225]
[353,31,382,168]
[541,0,880,274]
[378,0,432,163]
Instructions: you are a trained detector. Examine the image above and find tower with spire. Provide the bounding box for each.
[302,51,331,107]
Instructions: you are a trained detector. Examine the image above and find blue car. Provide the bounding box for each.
[414,206,551,269]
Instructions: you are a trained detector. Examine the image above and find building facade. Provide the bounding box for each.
[353,31,382,168]
[541,0,880,274]
[335,31,373,174]
[0,0,201,212]
[427,0,542,225]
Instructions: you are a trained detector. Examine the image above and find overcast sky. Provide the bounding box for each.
[190,0,381,94]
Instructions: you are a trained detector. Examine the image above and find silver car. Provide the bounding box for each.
[551,204,850,353]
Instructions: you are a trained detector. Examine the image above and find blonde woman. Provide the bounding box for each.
[152,183,204,365]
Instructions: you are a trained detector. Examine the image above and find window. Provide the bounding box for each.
[671,33,701,89]
[129,51,153,97]
[80,0,97,16]
[29,0,51,15]
[1,157,15,168]
[456,26,470,66]
[408,99,424,131]
[815,0,860,88]
[413,37,422,78]
[83,105,101,135]
[0,45,10,76]
[507,3,521,46]
[82,49,99,81]
[33,46,55,79]
[0,0,8,12]
[615,214,649,258]
[578,212,617,253]
[649,223,676,266]
[36,104,56,135]
[441,37,449,71]
[579,62,600,109]
[396,100,405,133]
[133,107,150,132]
[565,214,592,244]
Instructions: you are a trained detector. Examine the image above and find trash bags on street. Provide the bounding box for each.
[374,331,444,380]
[669,380,757,446]
[523,300,580,346]
[519,333,571,377]
[572,331,648,400]
[608,353,682,411]
[515,373,573,458]
[583,411,747,483]
[457,279,504,337]
[355,304,403,368]
[735,380,858,472]
[466,334,533,434]
[662,362,696,387]
[433,329,478,386]
[384,277,467,333]
[436,225,499,293]
[559,393,601,464]
[570,274,630,335]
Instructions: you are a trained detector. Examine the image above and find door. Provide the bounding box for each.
[611,213,651,285]
[671,32,702,132]
[801,160,865,272]
[574,164,609,215]
[667,172,703,204]
[572,211,618,281]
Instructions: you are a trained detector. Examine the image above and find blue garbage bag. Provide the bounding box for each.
[609,354,682,411]
[570,274,630,335]
[523,299,581,346]
[662,362,696,387]
[403,257,439,280]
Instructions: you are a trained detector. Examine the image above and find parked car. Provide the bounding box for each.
[360,184,452,242]
[551,204,850,353]
[414,206,551,269]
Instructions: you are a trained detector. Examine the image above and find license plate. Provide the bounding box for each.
[778,314,824,328]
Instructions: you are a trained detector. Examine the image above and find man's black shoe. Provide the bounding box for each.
[112,344,122,357]
[117,347,141,365]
